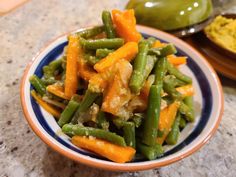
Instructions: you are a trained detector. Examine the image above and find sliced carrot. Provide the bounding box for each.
[94,42,138,73]
[72,136,136,163]
[112,9,141,43]
[31,90,61,118]
[64,35,79,98]
[167,55,187,66]
[176,84,194,97]
[47,84,70,100]
[77,59,96,81]
[102,59,132,115]
[152,40,166,48]
[157,101,180,145]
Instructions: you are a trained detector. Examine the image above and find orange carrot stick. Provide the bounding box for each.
[64,35,79,98]
[167,55,187,66]
[77,59,96,81]
[112,9,141,43]
[94,42,138,73]
[176,84,194,97]
[72,136,136,163]
[31,90,61,118]
[152,40,166,48]
[157,101,180,145]
[47,84,70,100]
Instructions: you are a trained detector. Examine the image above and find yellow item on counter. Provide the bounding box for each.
[204,15,236,54]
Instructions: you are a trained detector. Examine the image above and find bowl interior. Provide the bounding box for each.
[21,26,223,171]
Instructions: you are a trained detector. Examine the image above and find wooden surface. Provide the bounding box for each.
[185,32,236,81]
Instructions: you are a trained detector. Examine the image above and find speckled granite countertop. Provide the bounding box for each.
[0,0,236,177]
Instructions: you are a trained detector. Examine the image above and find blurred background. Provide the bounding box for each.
[0,0,235,177]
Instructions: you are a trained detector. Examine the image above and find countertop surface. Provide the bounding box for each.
[0,0,236,177]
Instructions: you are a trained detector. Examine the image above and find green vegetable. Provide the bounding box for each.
[71,90,100,124]
[84,54,100,66]
[142,58,167,146]
[164,75,186,87]
[113,119,136,148]
[137,141,163,160]
[148,44,177,57]
[80,38,124,50]
[179,117,186,129]
[76,26,104,39]
[58,98,80,127]
[183,96,194,122]
[167,61,192,84]
[62,124,126,146]
[131,113,144,128]
[129,40,150,94]
[166,112,181,145]
[96,48,114,59]
[29,75,46,96]
[163,78,182,100]
[96,111,109,131]
[102,10,116,38]
[146,37,156,47]
[179,101,194,122]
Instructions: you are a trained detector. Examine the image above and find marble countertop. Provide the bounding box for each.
[0,0,236,177]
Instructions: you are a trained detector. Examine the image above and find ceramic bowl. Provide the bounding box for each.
[20,25,224,171]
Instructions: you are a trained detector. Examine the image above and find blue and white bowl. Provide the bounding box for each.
[20,26,224,171]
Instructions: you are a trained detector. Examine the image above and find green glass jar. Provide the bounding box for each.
[126,0,213,31]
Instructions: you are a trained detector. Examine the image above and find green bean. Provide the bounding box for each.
[71,90,100,124]
[137,142,163,160]
[179,102,194,122]
[164,75,186,87]
[29,75,46,96]
[76,26,104,39]
[148,44,177,57]
[96,111,109,131]
[62,124,126,146]
[80,38,124,50]
[142,58,167,146]
[179,117,186,129]
[58,99,80,127]
[166,112,181,145]
[143,55,158,82]
[113,119,136,148]
[96,48,114,59]
[184,96,194,122]
[129,40,150,94]
[102,11,116,38]
[167,61,192,84]
[163,79,182,100]
[84,54,100,66]
[146,37,156,47]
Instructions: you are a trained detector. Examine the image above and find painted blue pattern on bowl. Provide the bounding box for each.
[30,34,212,162]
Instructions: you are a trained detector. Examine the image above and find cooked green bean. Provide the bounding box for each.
[142,58,167,146]
[143,55,158,82]
[29,75,46,96]
[184,96,194,122]
[146,37,156,47]
[164,75,186,87]
[84,54,100,65]
[71,90,100,124]
[96,111,109,131]
[163,79,182,100]
[137,142,163,160]
[58,98,80,127]
[179,117,187,129]
[129,40,150,94]
[96,48,114,58]
[166,112,181,145]
[62,124,126,146]
[102,11,116,38]
[80,38,124,50]
[76,26,105,39]
[131,113,144,128]
[148,44,177,57]
[179,101,194,122]
[167,61,192,84]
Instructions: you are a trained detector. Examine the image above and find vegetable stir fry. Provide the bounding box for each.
[29,9,194,163]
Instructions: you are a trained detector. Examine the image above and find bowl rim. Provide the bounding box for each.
[20,25,224,171]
